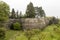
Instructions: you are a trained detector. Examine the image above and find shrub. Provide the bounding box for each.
[0,28,5,40]
[13,22,21,30]
[49,17,59,25]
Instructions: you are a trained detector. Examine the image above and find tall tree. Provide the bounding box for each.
[16,10,19,18]
[39,7,46,17]
[11,8,15,19]
[19,11,22,18]
[26,2,35,18]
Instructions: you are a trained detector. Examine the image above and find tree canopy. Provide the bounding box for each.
[0,1,10,22]
[26,2,35,18]
[10,8,15,19]
[0,1,10,39]
[39,7,46,17]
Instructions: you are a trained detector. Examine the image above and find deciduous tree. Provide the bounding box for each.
[0,1,10,22]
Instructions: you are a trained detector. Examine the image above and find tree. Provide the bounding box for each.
[0,1,10,27]
[26,2,35,18]
[19,11,22,18]
[49,17,59,25]
[0,1,10,40]
[16,10,19,19]
[39,7,46,17]
[11,8,15,19]
[0,1,10,22]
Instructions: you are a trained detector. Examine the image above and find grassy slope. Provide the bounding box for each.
[5,24,60,40]
[40,24,60,40]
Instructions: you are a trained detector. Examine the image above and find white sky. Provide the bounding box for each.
[2,0,60,18]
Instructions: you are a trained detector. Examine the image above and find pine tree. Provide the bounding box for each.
[26,2,35,18]
[11,8,15,19]
[20,11,22,18]
[16,10,19,19]
[39,7,46,17]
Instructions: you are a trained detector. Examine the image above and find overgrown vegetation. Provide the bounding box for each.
[48,17,59,25]
[0,1,10,40]
[0,1,60,40]
[10,22,22,30]
[5,23,60,40]
[0,28,5,40]
[13,22,21,30]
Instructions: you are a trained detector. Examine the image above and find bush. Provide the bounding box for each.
[0,28,5,40]
[49,17,59,25]
[13,22,21,30]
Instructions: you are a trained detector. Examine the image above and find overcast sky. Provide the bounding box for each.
[2,0,60,18]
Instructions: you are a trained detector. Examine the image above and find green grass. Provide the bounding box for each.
[5,30,20,40]
[39,24,60,40]
[15,35,28,40]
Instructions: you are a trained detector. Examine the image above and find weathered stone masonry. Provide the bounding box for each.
[7,18,49,29]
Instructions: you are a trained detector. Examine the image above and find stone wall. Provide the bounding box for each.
[7,18,49,30]
[20,18,49,30]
